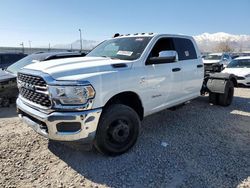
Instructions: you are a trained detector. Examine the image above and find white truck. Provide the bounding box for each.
[16,33,237,156]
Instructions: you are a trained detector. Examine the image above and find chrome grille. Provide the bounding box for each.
[17,73,51,108]
[18,73,46,87]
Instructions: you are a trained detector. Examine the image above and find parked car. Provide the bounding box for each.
[222,56,250,87]
[0,51,86,106]
[17,33,237,156]
[203,52,232,73]
[0,53,27,69]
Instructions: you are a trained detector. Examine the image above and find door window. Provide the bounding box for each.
[147,38,175,65]
[173,38,197,61]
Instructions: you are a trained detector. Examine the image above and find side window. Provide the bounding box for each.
[149,38,175,58]
[173,38,197,61]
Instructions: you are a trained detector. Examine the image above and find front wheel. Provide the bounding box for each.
[94,104,140,156]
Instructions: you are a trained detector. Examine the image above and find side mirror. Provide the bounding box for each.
[147,50,178,65]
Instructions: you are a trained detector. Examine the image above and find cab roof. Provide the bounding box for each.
[113,33,193,39]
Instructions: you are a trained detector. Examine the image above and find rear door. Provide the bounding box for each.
[173,38,203,99]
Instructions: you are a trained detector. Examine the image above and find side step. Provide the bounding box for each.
[168,101,190,111]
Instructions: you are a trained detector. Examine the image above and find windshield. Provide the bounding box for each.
[204,55,222,60]
[227,59,250,68]
[6,54,47,75]
[87,37,152,60]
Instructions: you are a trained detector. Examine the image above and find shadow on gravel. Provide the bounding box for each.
[48,95,250,188]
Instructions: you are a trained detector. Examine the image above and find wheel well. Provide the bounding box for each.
[230,77,237,87]
[104,92,144,120]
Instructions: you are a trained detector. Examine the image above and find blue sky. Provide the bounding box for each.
[0,0,249,47]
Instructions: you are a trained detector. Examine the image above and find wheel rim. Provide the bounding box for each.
[106,119,131,147]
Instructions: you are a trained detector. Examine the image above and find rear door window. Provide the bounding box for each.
[173,38,197,61]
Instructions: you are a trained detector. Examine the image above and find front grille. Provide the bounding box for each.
[20,87,51,107]
[204,64,213,71]
[236,76,245,80]
[18,73,51,108]
[18,73,46,87]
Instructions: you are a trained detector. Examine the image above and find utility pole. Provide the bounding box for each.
[48,43,51,52]
[28,41,32,53]
[79,29,83,52]
[20,42,24,53]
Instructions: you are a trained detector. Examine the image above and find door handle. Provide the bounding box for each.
[172,68,181,72]
[197,64,203,68]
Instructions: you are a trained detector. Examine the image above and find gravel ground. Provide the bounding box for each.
[0,88,249,188]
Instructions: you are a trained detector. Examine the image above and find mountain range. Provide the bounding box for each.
[193,32,250,52]
[53,32,250,52]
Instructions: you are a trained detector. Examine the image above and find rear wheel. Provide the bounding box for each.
[218,81,234,106]
[209,92,218,105]
[94,104,140,156]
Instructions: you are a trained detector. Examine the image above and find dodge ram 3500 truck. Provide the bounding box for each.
[17,33,237,156]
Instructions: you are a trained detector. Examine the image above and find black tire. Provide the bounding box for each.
[218,81,234,106]
[94,104,140,156]
[209,92,218,105]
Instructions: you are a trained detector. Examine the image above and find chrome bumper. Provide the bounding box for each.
[16,98,102,141]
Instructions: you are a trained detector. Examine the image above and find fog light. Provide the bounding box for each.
[56,122,81,132]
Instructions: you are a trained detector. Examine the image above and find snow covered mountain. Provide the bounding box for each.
[193,32,250,52]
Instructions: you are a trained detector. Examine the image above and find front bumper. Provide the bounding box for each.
[204,63,223,73]
[17,98,102,141]
[237,78,250,86]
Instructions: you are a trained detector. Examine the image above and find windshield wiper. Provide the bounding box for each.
[101,56,120,60]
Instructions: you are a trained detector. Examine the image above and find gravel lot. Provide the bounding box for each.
[0,88,249,188]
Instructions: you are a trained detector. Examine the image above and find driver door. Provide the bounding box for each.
[143,37,183,114]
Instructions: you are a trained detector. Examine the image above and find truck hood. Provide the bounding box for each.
[23,56,133,80]
[203,59,221,64]
[222,68,250,77]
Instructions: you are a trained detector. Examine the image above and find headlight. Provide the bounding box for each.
[245,74,250,78]
[49,85,95,105]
